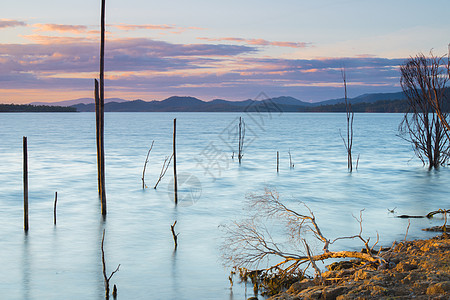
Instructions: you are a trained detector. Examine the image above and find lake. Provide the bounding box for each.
[0,112,448,299]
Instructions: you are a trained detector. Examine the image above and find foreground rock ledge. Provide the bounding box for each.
[269,233,450,300]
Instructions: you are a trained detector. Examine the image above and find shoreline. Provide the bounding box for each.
[269,233,450,299]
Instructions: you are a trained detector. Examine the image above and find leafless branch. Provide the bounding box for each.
[153,154,173,189]
[101,229,120,299]
[142,140,154,189]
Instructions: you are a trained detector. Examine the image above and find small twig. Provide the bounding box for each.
[387,207,397,213]
[171,221,179,249]
[288,149,294,168]
[142,140,154,189]
[404,219,411,241]
[303,239,322,283]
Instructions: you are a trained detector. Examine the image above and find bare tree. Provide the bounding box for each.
[399,51,450,169]
[426,45,450,138]
[222,188,384,295]
[340,68,354,172]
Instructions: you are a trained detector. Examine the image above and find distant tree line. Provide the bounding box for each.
[302,99,409,113]
[0,104,77,112]
[302,89,449,113]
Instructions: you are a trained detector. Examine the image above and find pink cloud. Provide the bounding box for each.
[113,24,176,31]
[33,24,89,34]
[0,19,27,29]
[197,37,310,48]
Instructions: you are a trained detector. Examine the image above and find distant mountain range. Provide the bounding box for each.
[33,91,407,112]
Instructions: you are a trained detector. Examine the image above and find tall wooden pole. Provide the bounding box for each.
[23,136,29,232]
[173,118,178,205]
[95,0,107,215]
[238,117,242,164]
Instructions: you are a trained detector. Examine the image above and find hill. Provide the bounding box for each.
[70,92,408,112]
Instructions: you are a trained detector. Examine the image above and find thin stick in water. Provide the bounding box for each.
[171,220,179,249]
[54,191,58,225]
[142,140,154,189]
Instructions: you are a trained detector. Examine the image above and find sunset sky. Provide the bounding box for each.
[1,0,449,104]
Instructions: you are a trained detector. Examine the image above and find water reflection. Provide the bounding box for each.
[22,232,30,300]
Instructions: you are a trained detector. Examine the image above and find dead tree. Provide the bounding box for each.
[154,154,173,189]
[399,51,450,169]
[424,45,450,140]
[340,68,354,172]
[238,117,245,164]
[222,188,383,295]
[101,229,120,299]
[95,0,107,215]
[141,141,154,189]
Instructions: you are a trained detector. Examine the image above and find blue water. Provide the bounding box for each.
[0,112,448,299]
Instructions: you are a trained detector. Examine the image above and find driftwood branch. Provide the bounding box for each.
[142,141,154,189]
[223,188,385,294]
[154,154,173,189]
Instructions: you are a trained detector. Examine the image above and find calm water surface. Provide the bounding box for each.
[0,112,448,299]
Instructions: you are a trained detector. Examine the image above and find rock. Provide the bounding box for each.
[322,286,348,299]
[353,269,374,281]
[426,281,450,295]
[395,262,418,272]
[298,286,323,299]
[286,279,314,294]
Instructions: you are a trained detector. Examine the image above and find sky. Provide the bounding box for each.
[1,0,449,104]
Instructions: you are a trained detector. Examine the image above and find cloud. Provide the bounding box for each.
[113,24,176,31]
[112,23,206,35]
[0,19,27,29]
[33,24,89,34]
[0,31,404,103]
[197,37,310,48]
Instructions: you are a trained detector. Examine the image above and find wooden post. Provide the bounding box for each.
[173,118,178,205]
[23,136,29,232]
[277,151,279,173]
[53,191,57,225]
[238,117,241,164]
[95,0,107,215]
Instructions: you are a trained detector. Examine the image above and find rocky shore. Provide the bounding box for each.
[269,233,450,300]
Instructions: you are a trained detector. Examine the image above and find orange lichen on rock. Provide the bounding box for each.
[269,233,450,300]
